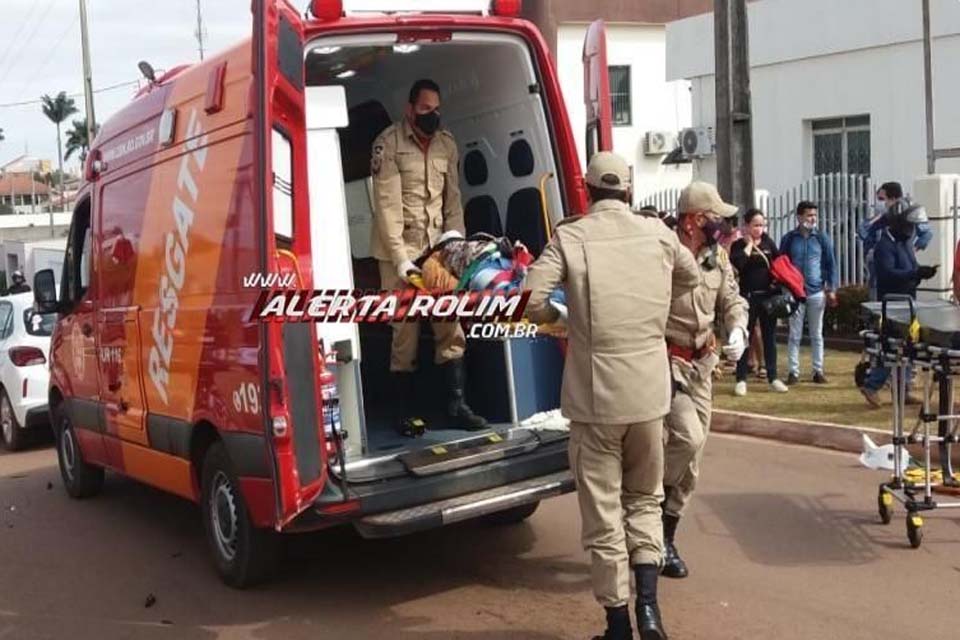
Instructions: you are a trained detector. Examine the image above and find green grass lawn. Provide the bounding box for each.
[713,345,894,430]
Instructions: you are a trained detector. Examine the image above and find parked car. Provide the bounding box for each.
[0,292,55,451]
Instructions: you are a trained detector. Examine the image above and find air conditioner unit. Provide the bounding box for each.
[644,130,677,156]
[679,126,714,159]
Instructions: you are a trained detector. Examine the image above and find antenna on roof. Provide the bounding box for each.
[138,61,157,86]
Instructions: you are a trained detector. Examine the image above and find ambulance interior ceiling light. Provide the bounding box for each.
[392,44,420,54]
[336,69,357,78]
[313,46,342,55]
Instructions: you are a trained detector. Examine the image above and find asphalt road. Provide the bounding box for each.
[1,433,959,640]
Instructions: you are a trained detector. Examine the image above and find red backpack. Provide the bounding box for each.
[770,255,807,302]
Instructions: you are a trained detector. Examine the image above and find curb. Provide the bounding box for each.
[711,409,886,454]
[711,409,960,465]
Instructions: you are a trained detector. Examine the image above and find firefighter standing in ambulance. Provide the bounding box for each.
[525,152,700,640]
[369,78,486,432]
[661,182,749,579]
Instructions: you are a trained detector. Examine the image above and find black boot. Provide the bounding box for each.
[591,605,633,640]
[443,359,488,431]
[634,564,668,640]
[392,371,426,437]
[661,513,688,579]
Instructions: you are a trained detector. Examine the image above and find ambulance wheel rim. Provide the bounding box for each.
[0,395,11,444]
[61,424,76,482]
[211,471,239,561]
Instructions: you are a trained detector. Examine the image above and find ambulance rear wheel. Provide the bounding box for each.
[482,501,540,526]
[55,413,104,499]
[201,441,279,588]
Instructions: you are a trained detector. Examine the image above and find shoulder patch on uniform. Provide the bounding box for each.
[717,245,730,268]
[371,143,385,175]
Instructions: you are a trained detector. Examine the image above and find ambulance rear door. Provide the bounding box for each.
[253,0,331,527]
[582,19,613,160]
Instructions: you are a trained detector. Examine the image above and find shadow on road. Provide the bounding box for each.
[0,458,588,640]
[698,492,881,567]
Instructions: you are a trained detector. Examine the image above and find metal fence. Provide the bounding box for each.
[640,173,878,287]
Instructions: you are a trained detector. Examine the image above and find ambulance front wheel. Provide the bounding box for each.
[55,413,104,499]
[201,441,279,588]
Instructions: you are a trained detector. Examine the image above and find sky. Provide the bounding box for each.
[0,0,261,173]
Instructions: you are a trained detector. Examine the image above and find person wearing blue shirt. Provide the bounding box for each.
[858,182,932,300]
[860,201,938,407]
[779,201,838,385]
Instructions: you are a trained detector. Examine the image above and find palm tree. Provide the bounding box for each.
[41,92,78,211]
[65,119,92,163]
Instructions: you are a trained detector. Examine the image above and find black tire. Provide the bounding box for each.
[200,441,279,588]
[906,512,923,549]
[878,489,892,525]
[55,412,104,499]
[0,389,24,452]
[481,501,540,526]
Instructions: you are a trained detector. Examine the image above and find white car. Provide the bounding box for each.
[0,292,55,451]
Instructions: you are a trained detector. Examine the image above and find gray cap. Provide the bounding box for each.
[585,151,631,191]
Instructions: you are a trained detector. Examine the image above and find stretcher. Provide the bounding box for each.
[860,296,960,548]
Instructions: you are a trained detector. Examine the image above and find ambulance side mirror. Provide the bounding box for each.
[34,269,60,314]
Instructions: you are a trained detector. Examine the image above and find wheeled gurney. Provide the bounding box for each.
[860,296,960,548]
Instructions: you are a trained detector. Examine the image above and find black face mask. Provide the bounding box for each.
[414,110,441,135]
[701,218,730,246]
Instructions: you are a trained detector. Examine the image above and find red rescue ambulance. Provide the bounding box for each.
[33,0,616,586]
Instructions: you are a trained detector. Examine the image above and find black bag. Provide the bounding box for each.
[758,287,799,319]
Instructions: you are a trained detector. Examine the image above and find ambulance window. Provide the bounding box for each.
[63,199,92,304]
[272,127,294,242]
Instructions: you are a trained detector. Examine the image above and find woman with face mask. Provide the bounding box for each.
[729,209,789,396]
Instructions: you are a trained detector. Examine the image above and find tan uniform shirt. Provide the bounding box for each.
[369,118,464,267]
[665,245,748,350]
[524,199,700,425]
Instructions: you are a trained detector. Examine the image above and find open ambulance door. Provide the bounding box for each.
[253,0,329,527]
[582,19,613,161]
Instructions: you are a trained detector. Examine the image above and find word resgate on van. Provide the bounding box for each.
[149,109,208,405]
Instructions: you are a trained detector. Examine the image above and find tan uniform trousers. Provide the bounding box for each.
[568,420,665,608]
[378,261,465,372]
[663,353,717,517]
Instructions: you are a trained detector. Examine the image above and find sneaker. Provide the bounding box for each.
[786,373,799,386]
[812,371,829,384]
[769,379,789,393]
[860,387,882,408]
[734,381,747,397]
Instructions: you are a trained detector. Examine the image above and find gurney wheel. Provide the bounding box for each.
[906,512,923,549]
[877,489,893,525]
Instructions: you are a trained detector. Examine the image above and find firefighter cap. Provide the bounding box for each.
[585,151,631,192]
[678,181,739,218]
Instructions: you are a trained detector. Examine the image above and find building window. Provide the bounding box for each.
[608,66,631,127]
[812,115,870,176]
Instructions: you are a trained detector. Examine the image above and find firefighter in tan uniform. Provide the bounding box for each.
[370,79,486,432]
[660,182,749,580]
[525,152,700,640]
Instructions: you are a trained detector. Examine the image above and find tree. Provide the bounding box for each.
[0,127,4,142]
[65,119,92,163]
[40,92,78,211]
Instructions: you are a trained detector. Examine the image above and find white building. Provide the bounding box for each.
[557,23,695,200]
[666,0,960,196]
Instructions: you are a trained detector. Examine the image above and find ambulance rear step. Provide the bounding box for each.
[353,470,573,538]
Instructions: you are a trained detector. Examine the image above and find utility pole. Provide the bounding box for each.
[79,0,96,146]
[195,0,206,62]
[714,0,756,209]
[922,0,936,174]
